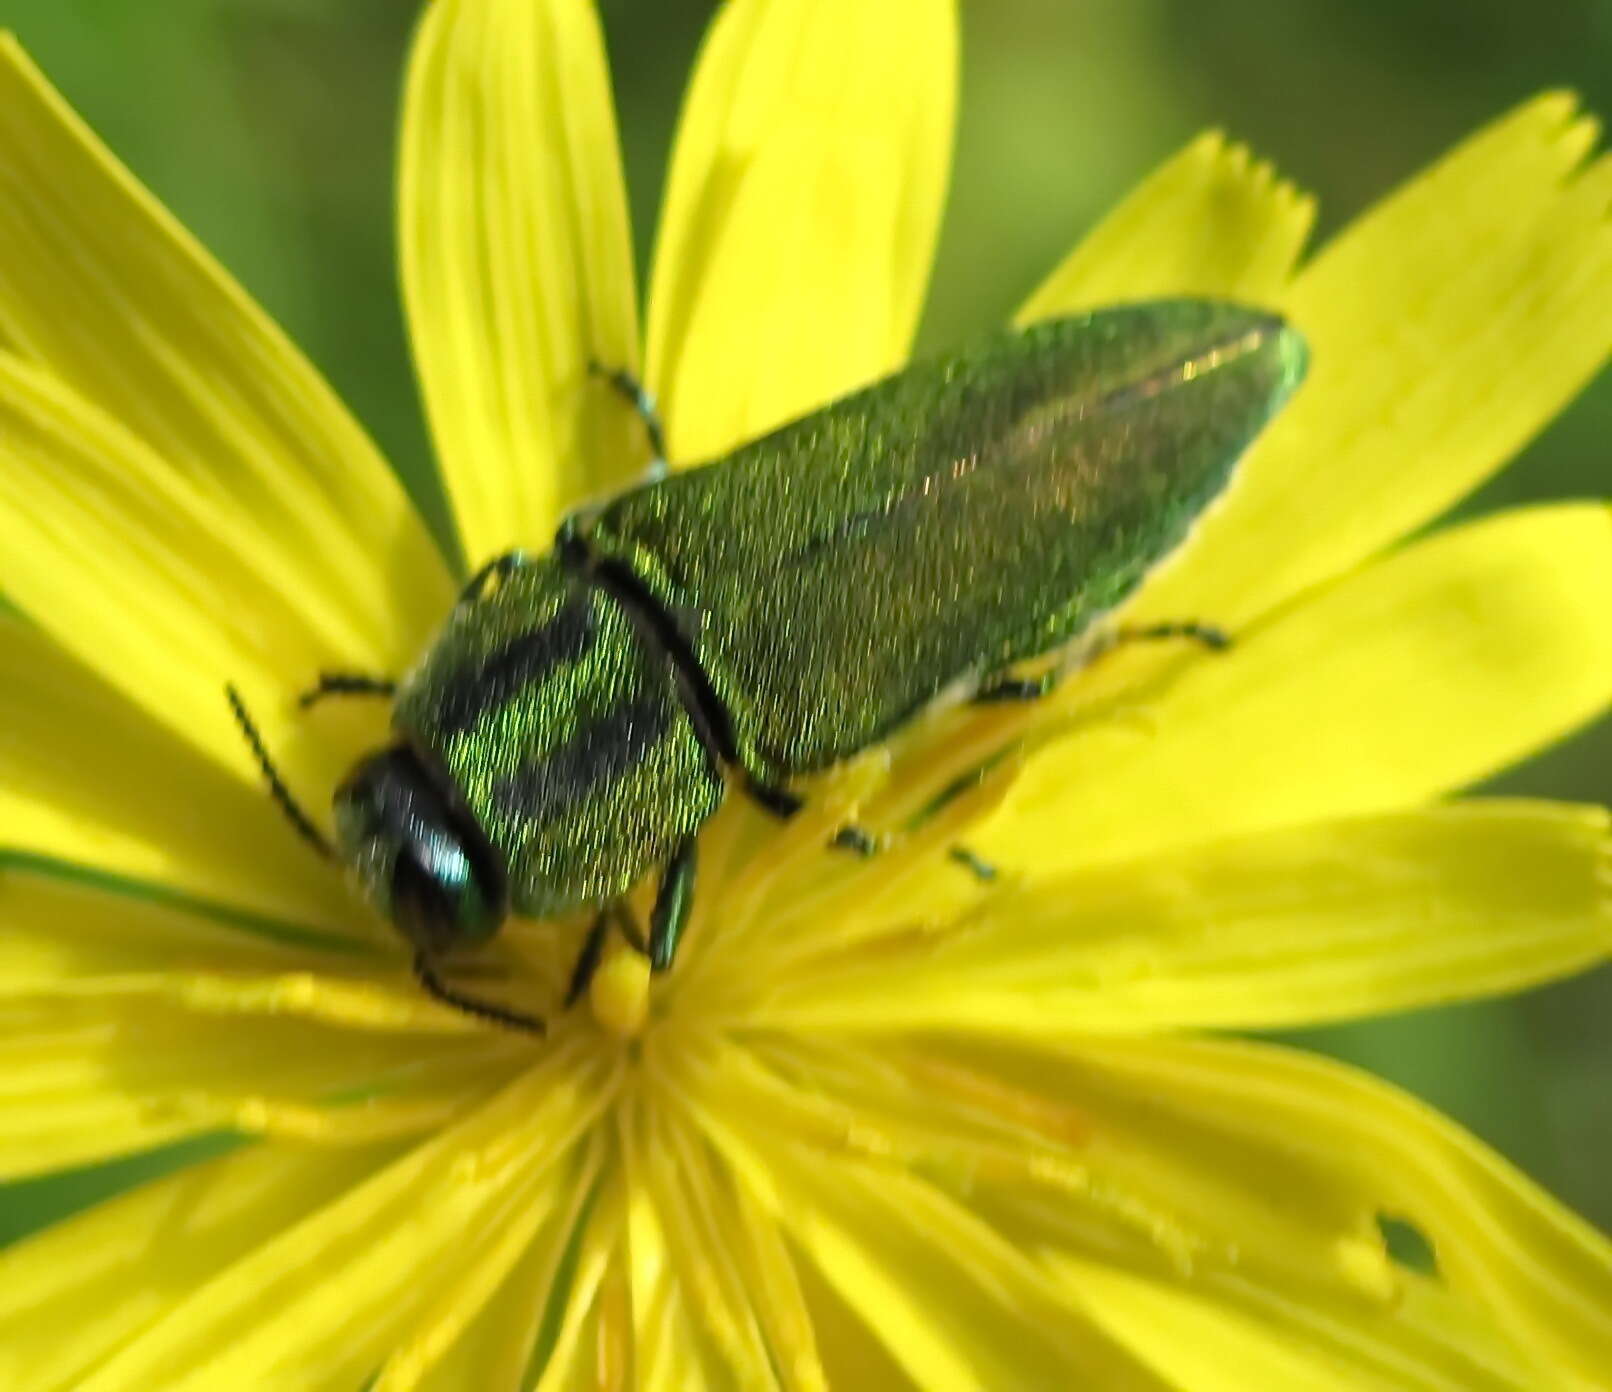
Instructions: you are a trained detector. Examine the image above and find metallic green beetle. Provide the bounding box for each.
[259,300,1305,1030]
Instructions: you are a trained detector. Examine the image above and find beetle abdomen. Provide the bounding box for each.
[584,301,1306,782]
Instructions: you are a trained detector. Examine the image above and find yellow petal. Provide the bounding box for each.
[0,615,358,932]
[760,802,1612,1036]
[0,1142,399,1392]
[645,0,956,461]
[375,1136,604,1392]
[619,1131,716,1392]
[1054,1256,1536,1392]
[0,353,382,794]
[400,0,641,563]
[528,1186,624,1391]
[1137,93,1612,628]
[1017,132,1314,323]
[692,1035,1395,1316]
[633,1100,828,1389]
[72,1046,614,1392]
[0,38,449,652]
[0,871,368,991]
[1068,1035,1612,1387]
[984,503,1612,872]
[0,982,512,1179]
[698,1106,1156,1389]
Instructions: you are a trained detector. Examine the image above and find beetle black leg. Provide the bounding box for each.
[948,845,999,881]
[564,910,611,1007]
[973,619,1230,705]
[744,777,884,862]
[830,825,880,857]
[743,777,805,819]
[226,684,332,859]
[298,672,397,709]
[648,837,698,972]
[564,903,649,1006]
[1112,620,1230,651]
[973,672,1058,704]
[590,361,668,477]
[414,950,545,1034]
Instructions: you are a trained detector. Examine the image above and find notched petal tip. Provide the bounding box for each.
[1017,127,1315,323]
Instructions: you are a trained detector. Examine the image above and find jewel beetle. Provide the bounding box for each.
[232,299,1306,1030]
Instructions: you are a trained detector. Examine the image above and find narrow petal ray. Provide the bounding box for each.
[0,873,372,992]
[688,1036,1396,1312]
[1137,93,1612,628]
[1053,1257,1534,1392]
[0,38,450,653]
[0,991,516,1180]
[0,1142,402,1392]
[1063,1036,1612,1387]
[619,1139,716,1392]
[983,503,1612,873]
[73,1046,616,1392]
[634,1107,778,1385]
[528,1188,625,1391]
[373,1135,605,1392]
[1018,132,1314,322]
[756,802,1612,1035]
[0,616,357,932]
[400,0,641,563]
[0,353,381,795]
[699,1111,1172,1390]
[645,0,956,461]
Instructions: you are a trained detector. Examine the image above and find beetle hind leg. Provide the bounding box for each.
[973,618,1231,705]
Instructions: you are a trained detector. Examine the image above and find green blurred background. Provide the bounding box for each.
[0,0,1608,1246]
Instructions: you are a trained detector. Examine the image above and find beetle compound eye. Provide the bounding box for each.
[390,839,498,955]
[333,745,508,954]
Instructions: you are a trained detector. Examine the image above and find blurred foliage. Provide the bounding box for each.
[0,0,1608,1240]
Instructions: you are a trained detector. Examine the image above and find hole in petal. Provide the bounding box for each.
[1377,1213,1439,1275]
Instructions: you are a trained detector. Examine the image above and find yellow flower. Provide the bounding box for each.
[0,0,1608,1387]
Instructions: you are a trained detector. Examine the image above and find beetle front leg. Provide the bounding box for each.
[648,836,698,971]
[563,910,611,1007]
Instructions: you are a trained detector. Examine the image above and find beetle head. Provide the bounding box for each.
[333,745,508,955]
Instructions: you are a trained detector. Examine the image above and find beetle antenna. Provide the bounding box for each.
[225,683,333,859]
[413,951,546,1035]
